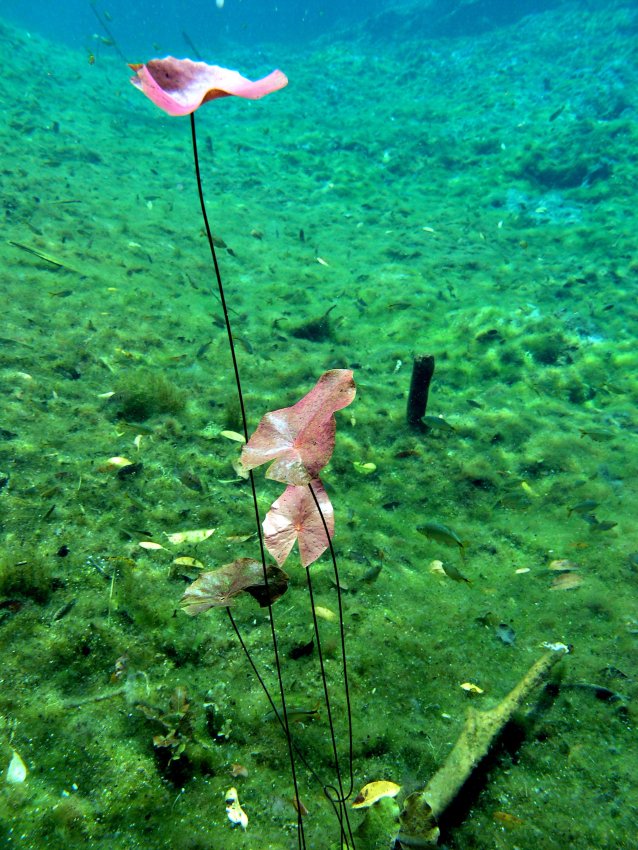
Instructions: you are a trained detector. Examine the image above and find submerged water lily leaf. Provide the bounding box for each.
[241,369,356,486]
[181,558,289,615]
[263,479,334,568]
[129,57,288,117]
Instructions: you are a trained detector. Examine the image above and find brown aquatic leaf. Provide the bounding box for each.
[181,558,289,615]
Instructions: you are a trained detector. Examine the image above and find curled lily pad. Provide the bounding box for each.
[181,558,289,615]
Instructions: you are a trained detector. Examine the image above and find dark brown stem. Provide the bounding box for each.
[407,354,436,428]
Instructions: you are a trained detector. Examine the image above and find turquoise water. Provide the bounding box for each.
[1,2,637,848]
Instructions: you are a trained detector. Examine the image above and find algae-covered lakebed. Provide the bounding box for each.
[1,2,638,848]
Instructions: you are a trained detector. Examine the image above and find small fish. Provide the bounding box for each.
[495,623,516,646]
[422,415,456,432]
[441,562,470,584]
[178,470,204,492]
[589,519,618,533]
[495,491,532,510]
[361,564,382,583]
[548,103,566,122]
[567,499,600,517]
[579,427,615,442]
[196,340,213,359]
[493,810,524,828]
[263,705,320,724]
[579,513,601,526]
[51,599,76,622]
[417,522,464,551]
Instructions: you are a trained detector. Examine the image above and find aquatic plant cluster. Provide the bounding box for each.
[1,1,637,849]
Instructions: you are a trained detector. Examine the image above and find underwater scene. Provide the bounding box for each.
[1,0,637,848]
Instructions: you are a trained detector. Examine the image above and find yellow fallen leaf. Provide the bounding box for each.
[314,606,337,623]
[220,430,246,443]
[172,556,205,569]
[165,528,215,545]
[352,780,401,809]
[429,559,445,575]
[460,682,484,694]
[139,541,167,551]
[353,461,377,475]
[98,456,133,472]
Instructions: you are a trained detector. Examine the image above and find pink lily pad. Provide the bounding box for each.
[264,479,334,568]
[241,369,356,486]
[129,57,288,117]
[180,558,289,615]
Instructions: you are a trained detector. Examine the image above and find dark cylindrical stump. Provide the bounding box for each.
[407,354,435,428]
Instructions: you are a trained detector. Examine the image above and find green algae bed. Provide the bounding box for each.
[1,3,637,848]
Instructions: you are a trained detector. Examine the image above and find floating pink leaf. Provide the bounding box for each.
[129,57,288,117]
[181,558,289,615]
[241,369,356,486]
[264,479,334,568]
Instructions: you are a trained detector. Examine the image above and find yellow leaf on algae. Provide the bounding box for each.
[352,780,401,809]
[139,541,167,551]
[173,556,205,569]
[460,682,484,694]
[220,430,246,443]
[98,456,134,472]
[314,606,337,622]
[165,529,215,545]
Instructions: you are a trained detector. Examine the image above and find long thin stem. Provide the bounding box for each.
[308,482,356,800]
[306,566,356,849]
[226,608,353,831]
[189,112,305,847]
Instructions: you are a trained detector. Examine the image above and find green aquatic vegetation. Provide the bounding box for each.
[524,330,574,367]
[0,548,53,603]
[533,366,596,404]
[111,369,186,421]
